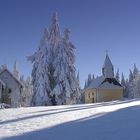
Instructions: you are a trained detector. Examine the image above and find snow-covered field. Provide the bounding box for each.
[0,99,140,140]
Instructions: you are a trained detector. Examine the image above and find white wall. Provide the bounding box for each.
[0,70,22,107]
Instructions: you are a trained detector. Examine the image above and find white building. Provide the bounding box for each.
[0,63,23,107]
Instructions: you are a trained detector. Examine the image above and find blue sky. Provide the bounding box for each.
[0,0,140,87]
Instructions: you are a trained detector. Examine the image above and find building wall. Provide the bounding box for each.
[85,89,97,103]
[0,70,21,107]
[85,88,123,103]
[97,89,123,102]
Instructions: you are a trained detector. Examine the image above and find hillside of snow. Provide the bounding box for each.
[0,99,140,140]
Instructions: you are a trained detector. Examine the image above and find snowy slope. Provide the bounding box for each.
[0,99,140,140]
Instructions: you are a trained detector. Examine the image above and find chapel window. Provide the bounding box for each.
[88,93,90,98]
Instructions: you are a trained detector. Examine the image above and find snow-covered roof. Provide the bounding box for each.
[87,76,123,89]
[99,78,123,89]
[87,76,105,89]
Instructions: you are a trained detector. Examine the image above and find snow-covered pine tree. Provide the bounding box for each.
[131,75,140,98]
[29,12,81,106]
[133,64,139,79]
[87,74,92,86]
[129,69,133,83]
[51,28,81,105]
[62,29,81,104]
[124,78,129,98]
[46,13,61,105]
[121,73,125,87]
[115,68,120,82]
[20,76,33,106]
[77,71,80,88]
[127,65,139,99]
[128,65,140,99]
[92,74,95,81]
[28,28,51,106]
[121,73,126,97]
[126,69,134,98]
[84,80,87,89]
[84,73,95,89]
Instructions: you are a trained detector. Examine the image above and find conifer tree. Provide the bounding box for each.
[84,80,87,89]
[28,28,51,106]
[29,13,81,106]
[133,64,139,79]
[121,73,126,87]
[115,68,120,82]
[129,69,133,83]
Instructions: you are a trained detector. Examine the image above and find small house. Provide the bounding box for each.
[0,63,23,107]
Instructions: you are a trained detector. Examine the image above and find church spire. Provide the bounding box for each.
[102,51,114,78]
[13,60,19,79]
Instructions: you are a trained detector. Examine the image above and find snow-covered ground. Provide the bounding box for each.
[0,99,140,140]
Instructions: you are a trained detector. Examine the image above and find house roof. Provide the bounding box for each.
[98,78,123,89]
[87,76,105,89]
[0,68,24,87]
[87,76,123,90]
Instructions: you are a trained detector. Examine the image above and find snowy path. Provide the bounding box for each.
[0,99,140,140]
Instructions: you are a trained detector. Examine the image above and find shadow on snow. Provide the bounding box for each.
[0,99,138,126]
[1,100,140,140]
